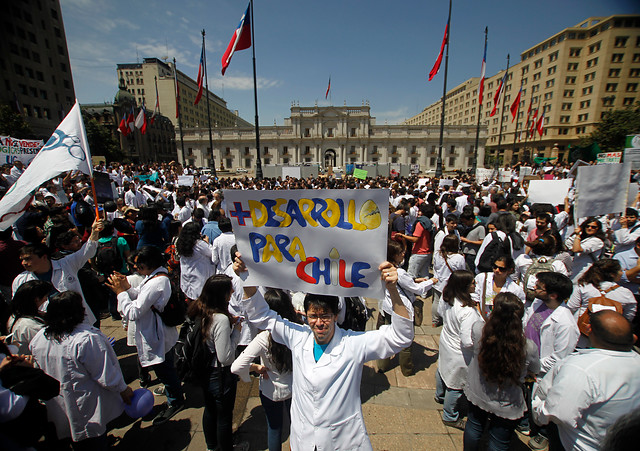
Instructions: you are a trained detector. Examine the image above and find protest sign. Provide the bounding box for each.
[597,152,622,164]
[623,148,640,170]
[417,178,429,188]
[177,175,194,186]
[527,180,572,206]
[519,166,533,180]
[438,179,454,188]
[475,168,494,183]
[224,189,388,298]
[353,168,367,179]
[575,162,631,219]
[568,159,590,178]
[628,183,638,207]
[0,135,44,165]
[498,169,512,183]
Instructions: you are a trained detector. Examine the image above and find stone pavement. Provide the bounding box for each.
[101,296,535,450]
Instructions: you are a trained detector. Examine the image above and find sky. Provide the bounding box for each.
[60,0,640,126]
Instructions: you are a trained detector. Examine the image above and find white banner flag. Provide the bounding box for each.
[527,180,573,206]
[0,101,93,230]
[575,162,630,219]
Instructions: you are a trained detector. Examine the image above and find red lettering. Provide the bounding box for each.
[296,257,317,284]
[338,260,354,288]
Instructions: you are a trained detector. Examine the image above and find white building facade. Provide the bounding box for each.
[179,104,486,172]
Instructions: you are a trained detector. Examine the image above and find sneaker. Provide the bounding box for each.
[152,403,184,426]
[528,434,548,450]
[433,395,444,404]
[517,424,531,436]
[233,442,250,451]
[442,418,466,431]
[153,386,166,396]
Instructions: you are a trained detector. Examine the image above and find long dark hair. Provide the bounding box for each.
[43,291,85,342]
[176,222,202,257]
[442,270,475,307]
[264,289,301,373]
[138,206,159,232]
[187,274,233,341]
[478,292,526,387]
[579,216,606,242]
[439,234,460,261]
[11,280,52,320]
[578,259,621,287]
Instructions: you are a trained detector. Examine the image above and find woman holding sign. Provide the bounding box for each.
[233,253,413,451]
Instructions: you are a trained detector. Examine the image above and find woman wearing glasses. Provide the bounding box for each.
[472,255,525,318]
[565,217,606,283]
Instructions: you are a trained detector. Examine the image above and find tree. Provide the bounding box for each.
[579,103,640,152]
[0,104,33,138]
[84,117,124,163]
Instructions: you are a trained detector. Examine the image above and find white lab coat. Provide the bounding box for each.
[211,232,236,274]
[437,299,483,390]
[29,324,127,442]
[433,253,466,293]
[117,267,178,367]
[381,267,433,316]
[522,299,579,375]
[564,235,604,283]
[12,240,98,326]
[472,272,526,316]
[178,240,214,300]
[532,348,640,451]
[244,290,414,451]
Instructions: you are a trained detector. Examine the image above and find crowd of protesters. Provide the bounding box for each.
[0,158,639,451]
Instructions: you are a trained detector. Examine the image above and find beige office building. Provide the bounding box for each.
[116,58,251,130]
[406,15,640,165]
[179,103,486,172]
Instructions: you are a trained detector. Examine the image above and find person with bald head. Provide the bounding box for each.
[532,311,640,451]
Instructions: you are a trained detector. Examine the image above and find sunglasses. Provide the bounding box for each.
[492,264,508,272]
[585,225,599,230]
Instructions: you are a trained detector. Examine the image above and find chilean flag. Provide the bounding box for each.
[478,39,487,107]
[529,108,538,137]
[221,4,251,76]
[126,107,135,132]
[325,76,331,99]
[490,72,506,117]
[510,84,522,122]
[118,112,129,136]
[536,111,545,137]
[194,46,204,105]
[429,23,449,81]
[135,105,148,134]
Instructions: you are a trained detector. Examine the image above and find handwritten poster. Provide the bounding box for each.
[224,189,388,298]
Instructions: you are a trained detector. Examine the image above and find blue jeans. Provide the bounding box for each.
[201,367,238,451]
[260,392,291,451]
[463,402,518,451]
[148,348,184,407]
[435,369,464,422]
[408,253,432,278]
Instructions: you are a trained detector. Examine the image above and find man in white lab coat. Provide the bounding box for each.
[532,310,640,451]
[237,257,413,451]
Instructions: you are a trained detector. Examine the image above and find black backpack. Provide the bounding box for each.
[151,273,187,327]
[340,297,369,331]
[174,316,216,383]
[95,237,123,275]
[477,232,511,273]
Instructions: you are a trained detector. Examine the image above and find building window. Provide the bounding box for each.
[545,79,555,88]
[563,90,574,97]
[615,36,628,48]
[567,63,578,71]
[548,51,558,62]
[606,83,618,92]
[350,127,356,137]
[580,100,591,108]
[534,59,543,69]
[634,54,640,63]
[628,83,638,92]
[588,42,601,53]
[576,126,586,134]
[623,97,635,106]
[533,72,541,81]
[562,103,573,110]
[565,76,576,84]
[602,97,615,107]
[578,113,589,121]
[609,68,621,78]
[611,53,624,63]
[569,48,581,57]
[245,159,251,168]
[304,128,310,137]
[584,72,596,82]
[544,92,553,100]
[586,57,598,68]
[630,69,640,78]
[582,86,593,95]
[560,115,570,123]
[547,66,556,75]
[327,128,333,137]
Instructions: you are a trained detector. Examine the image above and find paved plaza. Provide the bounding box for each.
[102,297,534,450]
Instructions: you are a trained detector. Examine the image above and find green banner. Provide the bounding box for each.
[353,168,368,180]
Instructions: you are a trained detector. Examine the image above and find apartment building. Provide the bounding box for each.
[406,15,640,165]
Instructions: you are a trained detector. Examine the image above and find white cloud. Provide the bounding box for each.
[376,106,411,124]
[209,75,282,91]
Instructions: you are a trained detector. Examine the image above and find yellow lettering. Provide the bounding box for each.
[298,198,318,227]
[289,236,307,261]
[262,235,283,263]
[249,200,268,227]
[347,199,367,231]
[322,199,341,228]
[274,198,292,227]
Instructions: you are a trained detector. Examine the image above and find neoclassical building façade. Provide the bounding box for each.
[178,103,486,172]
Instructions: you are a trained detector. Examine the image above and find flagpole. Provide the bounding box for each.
[495,54,510,172]
[522,87,535,164]
[473,27,487,176]
[201,30,217,178]
[250,0,263,180]
[173,58,187,166]
[511,68,524,165]
[154,76,160,114]
[435,0,452,178]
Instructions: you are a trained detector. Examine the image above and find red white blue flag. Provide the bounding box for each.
[490,72,506,117]
[194,46,205,105]
[429,23,449,81]
[325,76,331,99]
[221,3,251,76]
[510,84,522,122]
[536,111,545,137]
[478,39,487,107]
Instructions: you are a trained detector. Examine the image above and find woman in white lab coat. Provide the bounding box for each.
[432,235,467,327]
[176,222,214,302]
[231,289,302,451]
[435,270,483,430]
[564,216,606,283]
[29,291,132,449]
[6,280,51,355]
